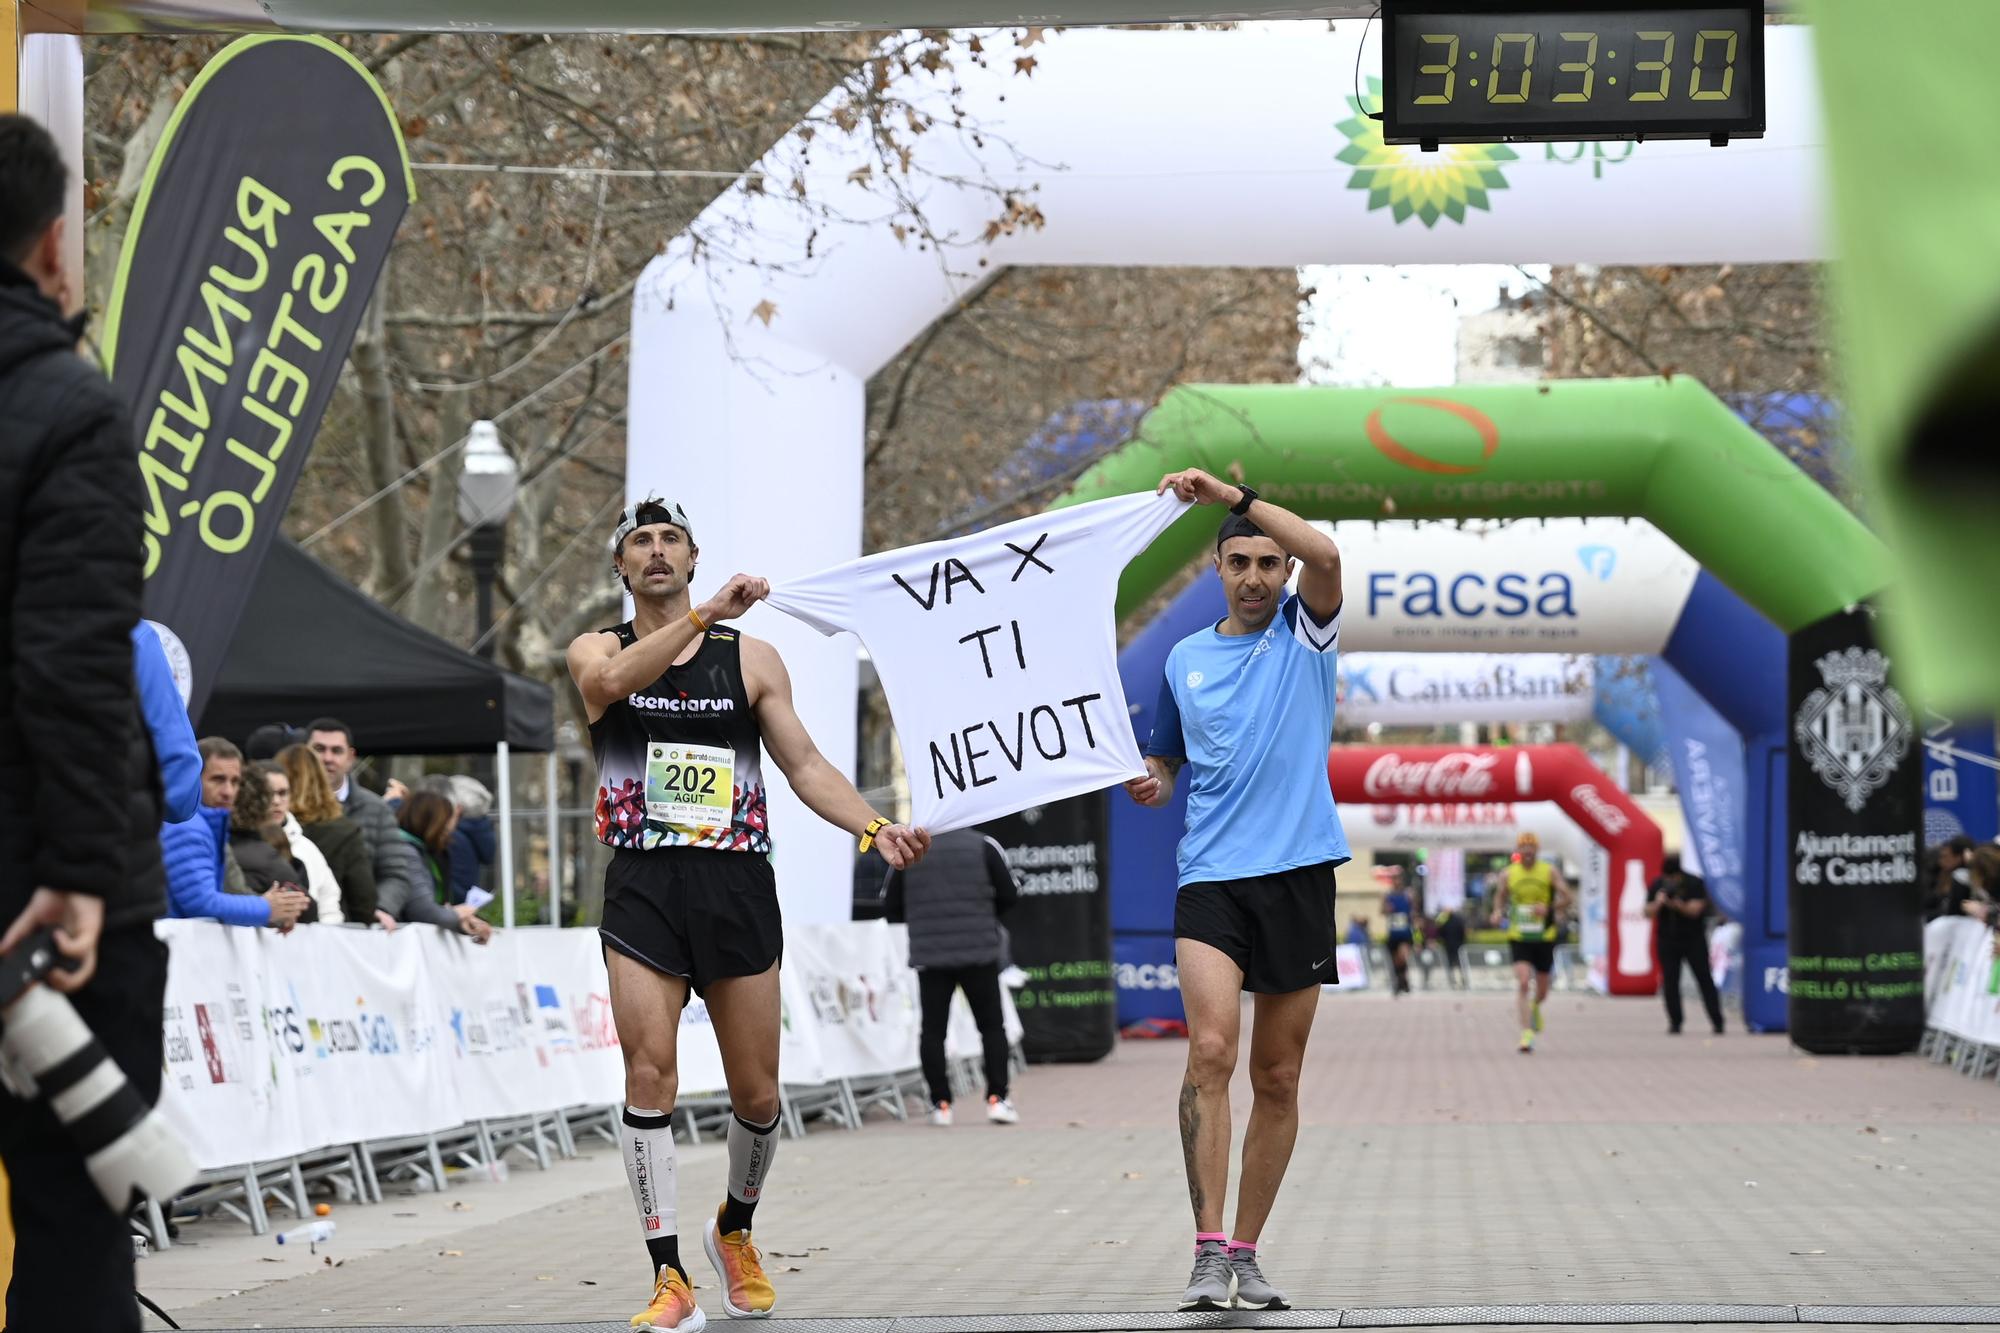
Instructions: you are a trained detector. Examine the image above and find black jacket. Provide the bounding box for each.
[0,260,159,930]
[300,815,377,922]
[884,827,1018,969]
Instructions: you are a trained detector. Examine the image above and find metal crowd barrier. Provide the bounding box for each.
[133,1048,1014,1252]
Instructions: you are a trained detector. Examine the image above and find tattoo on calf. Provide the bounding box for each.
[1178,1076,1204,1217]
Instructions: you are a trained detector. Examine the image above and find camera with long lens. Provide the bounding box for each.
[0,928,196,1210]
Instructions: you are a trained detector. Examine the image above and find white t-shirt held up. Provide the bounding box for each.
[766,492,1188,833]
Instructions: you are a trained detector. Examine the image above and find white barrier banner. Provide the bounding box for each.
[157,920,1020,1171]
[1925,916,2000,1044]
[785,921,920,1082]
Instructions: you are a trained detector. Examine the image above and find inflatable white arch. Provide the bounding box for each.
[628,25,1824,922]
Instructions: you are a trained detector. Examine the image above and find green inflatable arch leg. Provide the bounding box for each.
[1051,378,1889,629]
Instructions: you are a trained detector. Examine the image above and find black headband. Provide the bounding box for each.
[1216,513,1271,549]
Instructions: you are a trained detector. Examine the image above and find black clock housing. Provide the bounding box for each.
[1382,1,1766,147]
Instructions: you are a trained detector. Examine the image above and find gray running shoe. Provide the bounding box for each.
[1229,1250,1290,1310]
[1178,1241,1234,1312]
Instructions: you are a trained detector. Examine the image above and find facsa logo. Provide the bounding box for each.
[1365,570,1576,620]
[1116,962,1180,991]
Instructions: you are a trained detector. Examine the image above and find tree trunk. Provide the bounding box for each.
[353,279,412,598]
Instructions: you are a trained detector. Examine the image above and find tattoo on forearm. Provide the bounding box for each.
[1162,757,1185,777]
[1179,1076,1204,1217]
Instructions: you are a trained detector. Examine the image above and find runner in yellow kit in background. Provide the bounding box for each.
[1495,832,1570,1053]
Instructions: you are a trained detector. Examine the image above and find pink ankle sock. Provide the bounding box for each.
[1195,1231,1227,1251]
[1227,1240,1257,1255]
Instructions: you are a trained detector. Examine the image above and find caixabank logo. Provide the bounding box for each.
[1336,77,1518,228]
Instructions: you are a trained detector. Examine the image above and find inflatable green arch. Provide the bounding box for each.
[1053,377,1886,627]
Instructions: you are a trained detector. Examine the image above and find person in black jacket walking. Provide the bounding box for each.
[1646,854,1725,1036]
[0,113,168,1333]
[885,826,1020,1126]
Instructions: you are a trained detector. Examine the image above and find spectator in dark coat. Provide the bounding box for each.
[388,791,492,942]
[1924,835,1982,923]
[0,115,195,1328]
[306,717,415,916]
[884,825,1018,1125]
[279,742,376,923]
[445,774,497,904]
[1435,907,1469,990]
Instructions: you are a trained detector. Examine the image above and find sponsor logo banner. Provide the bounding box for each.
[1338,652,1592,726]
[1329,519,1697,653]
[1786,605,1925,1053]
[104,36,412,716]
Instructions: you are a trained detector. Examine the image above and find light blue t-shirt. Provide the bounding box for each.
[1146,593,1351,886]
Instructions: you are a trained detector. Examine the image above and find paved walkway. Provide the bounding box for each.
[154,990,2000,1329]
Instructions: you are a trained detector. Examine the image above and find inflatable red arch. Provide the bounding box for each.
[1328,745,1663,996]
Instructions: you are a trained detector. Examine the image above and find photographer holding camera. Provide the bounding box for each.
[0,113,180,1331]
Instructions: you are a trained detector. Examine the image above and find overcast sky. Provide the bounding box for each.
[1300,263,1551,387]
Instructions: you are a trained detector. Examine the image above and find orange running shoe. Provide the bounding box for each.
[631,1265,705,1331]
[703,1207,777,1318]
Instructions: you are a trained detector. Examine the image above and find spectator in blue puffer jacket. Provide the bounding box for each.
[163,737,309,929]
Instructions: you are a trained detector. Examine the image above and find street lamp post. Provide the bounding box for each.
[456,421,521,926]
[456,420,520,661]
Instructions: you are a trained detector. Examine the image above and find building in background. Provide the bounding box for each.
[1456,285,1545,385]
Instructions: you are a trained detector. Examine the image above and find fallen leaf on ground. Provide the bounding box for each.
[536,1275,554,1282]
[1123,1172,1143,1180]
[440,1249,465,1257]
[1013,1177,1032,1186]
[450,1201,473,1211]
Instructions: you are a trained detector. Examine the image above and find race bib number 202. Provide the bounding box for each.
[646,742,735,830]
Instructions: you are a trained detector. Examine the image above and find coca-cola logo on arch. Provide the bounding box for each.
[1363,751,1499,799]
[1570,783,1631,835]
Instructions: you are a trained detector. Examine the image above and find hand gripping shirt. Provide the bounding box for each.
[1146,591,1351,887]
[765,492,1188,833]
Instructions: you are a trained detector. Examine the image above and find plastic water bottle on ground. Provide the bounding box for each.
[276,1219,336,1248]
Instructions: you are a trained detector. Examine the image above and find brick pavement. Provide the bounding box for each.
[157,991,2000,1329]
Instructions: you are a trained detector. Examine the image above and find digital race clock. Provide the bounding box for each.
[1381,1,1765,148]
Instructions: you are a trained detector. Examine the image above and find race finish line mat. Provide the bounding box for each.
[171,1303,2000,1330]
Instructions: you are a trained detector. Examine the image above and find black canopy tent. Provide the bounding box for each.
[198,537,555,755]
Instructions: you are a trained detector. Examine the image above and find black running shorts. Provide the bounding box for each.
[600,846,783,994]
[1175,860,1340,994]
[1510,940,1556,974]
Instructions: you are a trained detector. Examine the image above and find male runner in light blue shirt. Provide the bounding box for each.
[1126,467,1348,1314]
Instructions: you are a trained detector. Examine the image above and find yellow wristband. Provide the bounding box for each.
[688,607,708,633]
[859,817,890,852]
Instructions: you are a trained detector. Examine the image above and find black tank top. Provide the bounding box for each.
[589,622,769,854]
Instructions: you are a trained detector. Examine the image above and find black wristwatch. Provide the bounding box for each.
[1230,485,1259,516]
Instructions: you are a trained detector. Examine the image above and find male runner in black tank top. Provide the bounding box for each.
[568,497,930,1332]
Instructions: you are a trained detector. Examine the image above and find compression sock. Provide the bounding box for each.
[718,1110,781,1235]
[621,1106,682,1281]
